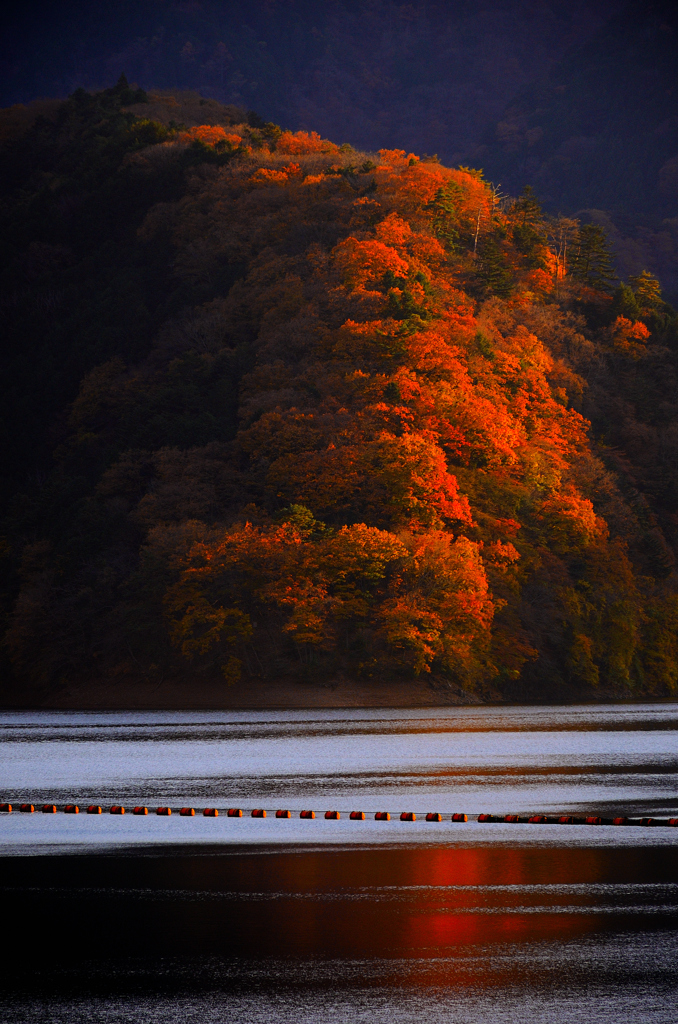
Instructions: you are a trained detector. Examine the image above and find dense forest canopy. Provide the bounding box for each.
[2,80,678,700]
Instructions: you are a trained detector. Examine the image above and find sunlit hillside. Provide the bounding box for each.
[2,81,678,700]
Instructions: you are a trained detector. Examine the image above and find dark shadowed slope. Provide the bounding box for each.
[478,0,678,298]
[1,0,622,164]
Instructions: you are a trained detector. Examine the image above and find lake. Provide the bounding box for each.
[1,703,677,1022]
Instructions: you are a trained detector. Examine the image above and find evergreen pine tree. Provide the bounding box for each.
[611,283,641,321]
[426,183,462,251]
[570,224,616,290]
[478,235,513,297]
[629,270,662,314]
[510,186,546,268]
[627,270,677,344]
[511,185,542,226]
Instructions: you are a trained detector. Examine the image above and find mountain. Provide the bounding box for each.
[478,0,678,299]
[1,82,678,703]
[1,0,622,165]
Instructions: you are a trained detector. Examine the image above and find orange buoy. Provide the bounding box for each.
[374,811,390,820]
[180,807,195,816]
[64,804,79,814]
[299,810,315,819]
[612,816,629,825]
[156,807,171,815]
[640,817,656,826]
[42,804,56,813]
[350,811,365,820]
[451,813,468,822]
[504,814,521,823]
[110,805,125,814]
[585,816,603,825]
[203,808,219,817]
[325,810,340,819]
[275,809,291,818]
[528,815,548,824]
[669,818,678,826]
[20,804,34,813]
[227,808,242,817]
[87,805,102,814]
[477,813,502,822]
[132,806,147,815]
[0,803,12,813]
[400,812,416,821]
[425,812,442,822]
[250,808,265,818]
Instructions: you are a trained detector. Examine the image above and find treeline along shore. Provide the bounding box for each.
[2,79,678,708]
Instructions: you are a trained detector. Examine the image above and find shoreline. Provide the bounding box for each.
[0,677,484,711]
[0,676,673,711]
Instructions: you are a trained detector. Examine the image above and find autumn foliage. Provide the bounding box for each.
[276,130,339,154]
[3,88,678,698]
[177,125,243,148]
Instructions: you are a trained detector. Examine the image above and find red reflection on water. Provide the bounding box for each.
[389,847,601,956]
[196,845,614,960]
[4,845,675,976]
[406,906,596,953]
[402,845,607,889]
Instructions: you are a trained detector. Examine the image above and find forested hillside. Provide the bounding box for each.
[2,81,678,701]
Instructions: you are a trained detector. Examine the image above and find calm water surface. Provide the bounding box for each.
[1,703,677,1022]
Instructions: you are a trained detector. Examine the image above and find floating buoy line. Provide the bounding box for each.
[0,803,676,826]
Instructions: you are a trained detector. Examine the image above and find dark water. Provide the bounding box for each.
[1,705,677,1021]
